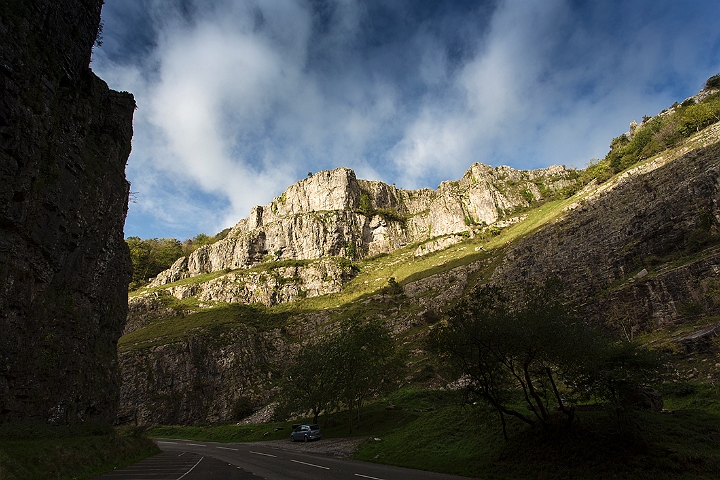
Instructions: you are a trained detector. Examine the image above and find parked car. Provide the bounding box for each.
[290,424,322,442]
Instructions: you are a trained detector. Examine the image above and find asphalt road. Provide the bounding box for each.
[93,438,479,480]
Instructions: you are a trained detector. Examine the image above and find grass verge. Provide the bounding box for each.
[0,423,159,480]
[140,386,720,479]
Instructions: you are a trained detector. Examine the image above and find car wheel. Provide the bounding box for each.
[304,435,308,442]
[291,435,295,442]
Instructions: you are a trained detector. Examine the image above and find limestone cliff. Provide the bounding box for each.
[118,123,720,425]
[125,257,357,335]
[491,141,720,330]
[150,164,575,286]
[0,0,134,424]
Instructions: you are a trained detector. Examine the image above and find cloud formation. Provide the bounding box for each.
[92,0,720,239]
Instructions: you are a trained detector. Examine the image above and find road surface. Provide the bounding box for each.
[93,438,479,480]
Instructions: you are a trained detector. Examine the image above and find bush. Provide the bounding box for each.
[706,73,720,89]
[429,279,665,437]
[590,90,720,179]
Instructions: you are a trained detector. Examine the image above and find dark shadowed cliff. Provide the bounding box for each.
[0,0,134,424]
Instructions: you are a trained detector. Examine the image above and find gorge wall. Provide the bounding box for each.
[491,142,720,331]
[0,0,134,424]
[119,129,720,425]
[150,163,576,286]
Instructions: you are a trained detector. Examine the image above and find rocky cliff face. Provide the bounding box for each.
[491,142,720,329]
[119,132,720,425]
[0,1,134,424]
[117,330,284,426]
[125,257,357,335]
[150,164,576,286]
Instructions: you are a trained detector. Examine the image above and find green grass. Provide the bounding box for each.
[139,386,720,479]
[0,423,159,480]
[119,195,578,353]
[119,303,291,352]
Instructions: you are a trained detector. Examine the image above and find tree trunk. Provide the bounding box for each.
[545,367,574,426]
[524,364,548,422]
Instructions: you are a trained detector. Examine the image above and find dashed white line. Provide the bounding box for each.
[217,446,239,451]
[290,459,330,470]
[176,456,204,480]
[249,450,277,457]
[157,441,178,444]
[355,474,385,480]
[187,443,206,447]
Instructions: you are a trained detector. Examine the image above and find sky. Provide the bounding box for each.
[92,0,720,240]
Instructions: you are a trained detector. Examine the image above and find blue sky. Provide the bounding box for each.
[92,0,720,240]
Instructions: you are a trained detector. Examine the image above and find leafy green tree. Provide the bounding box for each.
[277,319,402,431]
[277,338,335,425]
[126,237,182,290]
[429,279,662,438]
[706,73,720,89]
[327,319,401,433]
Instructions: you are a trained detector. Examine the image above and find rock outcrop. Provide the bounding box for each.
[119,135,720,425]
[0,1,134,424]
[125,258,357,335]
[150,164,576,286]
[117,330,284,426]
[491,142,720,329]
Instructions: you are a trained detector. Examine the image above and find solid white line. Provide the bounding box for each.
[187,443,207,447]
[355,474,385,480]
[176,456,204,480]
[290,459,330,470]
[217,446,239,451]
[249,450,277,457]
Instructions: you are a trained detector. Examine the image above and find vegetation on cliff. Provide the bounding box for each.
[429,280,664,437]
[116,80,720,479]
[126,230,230,290]
[578,85,720,186]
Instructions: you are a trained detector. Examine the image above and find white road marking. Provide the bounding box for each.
[157,441,178,444]
[187,443,206,447]
[217,446,239,451]
[290,459,330,470]
[176,456,204,480]
[355,474,385,480]
[249,450,277,457]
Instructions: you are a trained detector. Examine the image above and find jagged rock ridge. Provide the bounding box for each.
[151,163,575,286]
[0,0,134,424]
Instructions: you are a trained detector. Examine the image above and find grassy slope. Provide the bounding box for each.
[118,194,581,353]
[0,424,159,480]
[144,387,720,479]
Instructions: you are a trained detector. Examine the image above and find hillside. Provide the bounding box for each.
[145,162,577,287]
[118,82,720,426]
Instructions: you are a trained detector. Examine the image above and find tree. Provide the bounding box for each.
[277,338,334,425]
[126,237,183,290]
[327,319,401,433]
[429,279,662,438]
[277,319,402,432]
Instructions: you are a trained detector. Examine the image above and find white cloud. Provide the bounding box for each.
[93,0,720,239]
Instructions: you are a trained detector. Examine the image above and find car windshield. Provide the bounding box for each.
[309,425,319,430]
